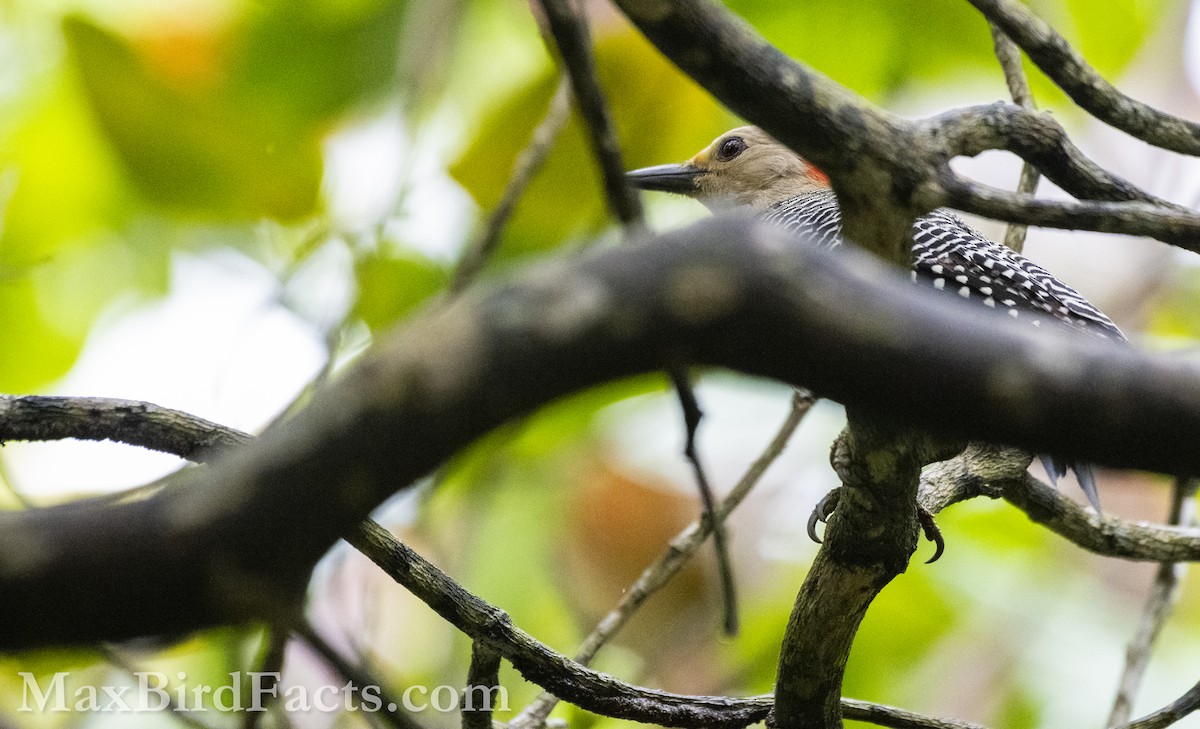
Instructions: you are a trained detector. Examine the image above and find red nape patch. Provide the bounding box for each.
[805,162,831,186]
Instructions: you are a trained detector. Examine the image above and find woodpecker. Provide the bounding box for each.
[627,126,1122,512]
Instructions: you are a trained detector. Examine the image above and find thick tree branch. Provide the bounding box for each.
[0,388,963,728]
[774,419,962,727]
[966,0,1200,156]
[8,217,1200,647]
[8,390,1196,727]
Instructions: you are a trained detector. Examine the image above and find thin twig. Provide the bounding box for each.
[1115,680,1200,729]
[987,24,1040,253]
[537,0,736,636]
[667,367,739,635]
[841,698,987,729]
[462,642,502,729]
[242,627,289,729]
[941,177,1200,251]
[509,390,815,729]
[292,622,424,729]
[449,74,573,295]
[1108,478,1199,726]
[537,0,644,233]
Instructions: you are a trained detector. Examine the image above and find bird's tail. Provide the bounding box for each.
[1039,455,1101,513]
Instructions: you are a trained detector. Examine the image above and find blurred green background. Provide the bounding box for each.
[1,0,1199,727]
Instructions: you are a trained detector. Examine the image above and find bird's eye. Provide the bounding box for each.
[716,136,747,161]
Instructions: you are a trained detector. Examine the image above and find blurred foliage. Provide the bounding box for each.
[1,0,1197,728]
[353,245,448,330]
[451,29,734,258]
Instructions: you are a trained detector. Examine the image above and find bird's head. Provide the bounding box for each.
[626,126,830,211]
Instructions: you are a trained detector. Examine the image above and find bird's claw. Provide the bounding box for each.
[806,489,840,544]
[918,507,945,564]
[807,489,945,564]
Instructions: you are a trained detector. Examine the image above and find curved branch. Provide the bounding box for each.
[0,395,251,462]
[1116,680,1200,729]
[775,421,960,727]
[8,217,1200,647]
[928,103,1181,209]
[352,521,985,729]
[966,0,1200,156]
[352,520,768,729]
[1002,475,1200,561]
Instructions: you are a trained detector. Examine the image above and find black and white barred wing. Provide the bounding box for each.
[762,193,1124,341]
[911,211,1125,341]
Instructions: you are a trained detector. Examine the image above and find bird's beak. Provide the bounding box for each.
[625,163,702,195]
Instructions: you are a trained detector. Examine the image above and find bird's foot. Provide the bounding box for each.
[806,487,945,564]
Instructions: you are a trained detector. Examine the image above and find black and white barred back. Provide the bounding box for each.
[761,190,1125,342]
